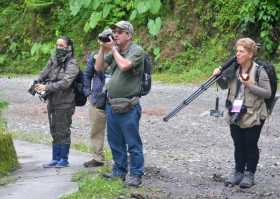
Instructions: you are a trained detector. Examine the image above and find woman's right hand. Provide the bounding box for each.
[212,68,221,76]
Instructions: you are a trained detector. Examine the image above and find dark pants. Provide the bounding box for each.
[47,106,74,144]
[230,120,264,173]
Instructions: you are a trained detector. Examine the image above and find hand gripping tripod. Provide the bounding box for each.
[163,56,237,122]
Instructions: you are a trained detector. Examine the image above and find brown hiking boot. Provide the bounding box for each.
[224,171,244,187]
[83,159,104,168]
[239,171,255,189]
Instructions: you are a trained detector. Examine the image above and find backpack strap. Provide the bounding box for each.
[226,65,241,101]
[254,63,262,83]
[88,53,96,76]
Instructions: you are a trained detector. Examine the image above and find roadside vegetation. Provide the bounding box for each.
[60,167,161,199]
[0,100,18,184]
[0,1,279,83]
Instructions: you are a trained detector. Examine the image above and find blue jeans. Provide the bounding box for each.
[106,103,144,177]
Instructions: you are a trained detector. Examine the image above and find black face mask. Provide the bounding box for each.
[55,48,70,63]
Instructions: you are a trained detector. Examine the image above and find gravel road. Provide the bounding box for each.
[1,76,280,199]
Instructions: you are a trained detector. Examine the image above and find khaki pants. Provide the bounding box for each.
[89,105,106,162]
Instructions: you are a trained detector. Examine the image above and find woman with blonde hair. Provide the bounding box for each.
[213,37,271,188]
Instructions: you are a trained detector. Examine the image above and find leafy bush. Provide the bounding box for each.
[240,1,280,57]
[68,0,162,34]
[0,132,19,177]
[0,100,18,177]
[196,0,280,57]
[157,35,234,79]
[0,0,279,81]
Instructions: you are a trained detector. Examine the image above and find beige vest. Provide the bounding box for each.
[226,62,268,128]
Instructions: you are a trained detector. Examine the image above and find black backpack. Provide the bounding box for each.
[255,59,278,114]
[73,70,87,106]
[139,53,152,96]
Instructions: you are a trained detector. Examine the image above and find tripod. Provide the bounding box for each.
[209,86,223,118]
[163,56,237,122]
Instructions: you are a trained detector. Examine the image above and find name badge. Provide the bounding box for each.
[231,99,243,113]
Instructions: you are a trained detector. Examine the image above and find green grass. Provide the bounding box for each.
[0,175,17,186]
[11,131,52,145]
[0,73,36,78]
[61,172,128,199]
[71,143,112,161]
[61,167,156,199]
[154,60,280,85]
[0,100,10,130]
[0,100,8,110]
[153,70,211,84]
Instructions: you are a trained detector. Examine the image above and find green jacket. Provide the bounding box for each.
[104,43,144,98]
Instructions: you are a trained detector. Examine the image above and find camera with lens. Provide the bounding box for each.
[226,100,247,125]
[28,80,49,101]
[98,28,113,43]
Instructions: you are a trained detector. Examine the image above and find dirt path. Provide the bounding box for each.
[1,76,280,199]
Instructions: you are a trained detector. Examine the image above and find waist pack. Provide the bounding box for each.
[109,97,139,113]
